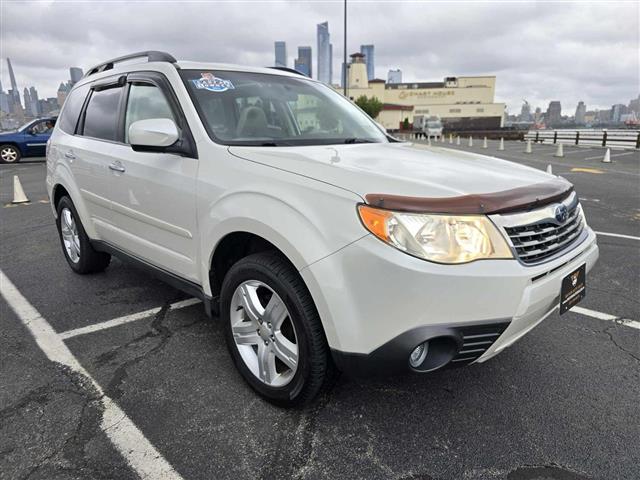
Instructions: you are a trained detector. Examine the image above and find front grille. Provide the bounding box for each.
[449,322,510,366]
[504,203,584,264]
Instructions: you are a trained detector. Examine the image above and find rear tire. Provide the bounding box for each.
[220,252,334,407]
[0,144,21,163]
[55,196,111,274]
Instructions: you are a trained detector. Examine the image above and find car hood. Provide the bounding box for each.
[228,142,560,200]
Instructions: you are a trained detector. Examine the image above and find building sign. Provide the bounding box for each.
[398,90,455,100]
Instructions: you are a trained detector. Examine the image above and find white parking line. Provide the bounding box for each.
[60,297,202,340]
[595,231,640,241]
[570,305,640,330]
[584,151,638,161]
[0,269,185,480]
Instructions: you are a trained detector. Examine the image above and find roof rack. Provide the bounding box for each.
[268,66,306,77]
[83,51,177,78]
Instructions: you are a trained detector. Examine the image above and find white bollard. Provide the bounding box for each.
[483,137,488,149]
[12,175,29,204]
[440,134,444,143]
[498,138,505,151]
[546,164,553,174]
[525,139,532,154]
[456,136,461,145]
[554,143,564,157]
[602,148,611,163]
[449,134,453,144]
[427,136,432,146]
[468,136,473,147]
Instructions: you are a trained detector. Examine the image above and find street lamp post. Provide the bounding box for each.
[343,0,347,96]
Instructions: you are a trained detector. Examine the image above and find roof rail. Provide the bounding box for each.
[268,66,306,77]
[83,51,177,78]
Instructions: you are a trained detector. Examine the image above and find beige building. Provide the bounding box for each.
[340,53,505,131]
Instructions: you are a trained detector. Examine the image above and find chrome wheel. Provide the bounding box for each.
[230,280,298,387]
[60,207,80,263]
[1,146,18,163]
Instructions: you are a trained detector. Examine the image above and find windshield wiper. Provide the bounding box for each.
[343,138,375,144]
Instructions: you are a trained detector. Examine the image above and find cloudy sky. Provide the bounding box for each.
[1,0,638,114]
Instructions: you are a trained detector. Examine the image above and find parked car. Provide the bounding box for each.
[46,52,599,406]
[0,117,57,163]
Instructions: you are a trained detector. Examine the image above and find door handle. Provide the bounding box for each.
[64,151,76,160]
[108,162,125,173]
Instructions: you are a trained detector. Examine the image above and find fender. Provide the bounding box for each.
[50,161,100,240]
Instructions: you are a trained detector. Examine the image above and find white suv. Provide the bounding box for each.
[47,52,599,406]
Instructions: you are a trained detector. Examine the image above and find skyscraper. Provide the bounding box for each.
[274,41,287,67]
[360,44,375,80]
[6,58,23,116]
[317,22,331,84]
[545,101,562,127]
[0,79,8,114]
[70,67,83,85]
[29,86,40,116]
[294,46,312,77]
[387,69,402,84]
[575,101,586,125]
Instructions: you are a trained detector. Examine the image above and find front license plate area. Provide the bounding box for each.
[560,263,586,314]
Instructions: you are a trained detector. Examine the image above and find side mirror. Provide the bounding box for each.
[129,118,179,148]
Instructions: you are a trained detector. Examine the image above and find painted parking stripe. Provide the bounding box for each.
[584,151,638,161]
[0,269,185,480]
[570,305,640,330]
[60,297,202,340]
[595,231,640,241]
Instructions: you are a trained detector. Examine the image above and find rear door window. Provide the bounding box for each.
[82,87,123,141]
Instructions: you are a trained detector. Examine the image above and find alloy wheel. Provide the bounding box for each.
[230,280,299,387]
[60,207,81,263]
[1,147,18,163]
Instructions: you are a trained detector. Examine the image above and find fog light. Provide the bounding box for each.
[409,342,429,368]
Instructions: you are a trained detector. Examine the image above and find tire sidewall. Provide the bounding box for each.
[0,145,21,164]
[221,258,313,405]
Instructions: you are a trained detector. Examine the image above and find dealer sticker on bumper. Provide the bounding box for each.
[560,263,586,314]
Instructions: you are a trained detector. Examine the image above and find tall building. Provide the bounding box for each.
[519,100,532,122]
[611,104,628,123]
[317,22,331,84]
[629,94,640,114]
[0,79,9,114]
[274,41,287,68]
[23,88,32,117]
[6,58,23,117]
[69,67,83,85]
[329,43,333,85]
[387,69,402,84]
[294,46,312,77]
[545,101,562,127]
[57,82,72,107]
[360,44,375,80]
[29,86,40,116]
[575,101,586,125]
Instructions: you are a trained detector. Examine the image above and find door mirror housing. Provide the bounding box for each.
[128,118,179,148]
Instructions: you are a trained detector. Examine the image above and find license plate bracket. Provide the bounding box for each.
[560,263,586,314]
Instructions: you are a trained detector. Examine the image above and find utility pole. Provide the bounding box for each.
[343,0,347,96]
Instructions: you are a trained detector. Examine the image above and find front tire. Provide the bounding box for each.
[55,196,111,274]
[0,144,21,164]
[220,252,333,407]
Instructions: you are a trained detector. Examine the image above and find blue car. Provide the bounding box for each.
[0,117,57,163]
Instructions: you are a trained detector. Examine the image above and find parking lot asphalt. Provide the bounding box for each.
[1,143,639,480]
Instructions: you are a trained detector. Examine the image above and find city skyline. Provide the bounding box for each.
[1,2,637,113]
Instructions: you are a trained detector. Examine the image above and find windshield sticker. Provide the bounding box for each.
[191,73,235,92]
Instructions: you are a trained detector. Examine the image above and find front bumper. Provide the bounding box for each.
[301,227,599,376]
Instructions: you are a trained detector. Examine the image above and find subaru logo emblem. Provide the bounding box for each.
[555,204,568,223]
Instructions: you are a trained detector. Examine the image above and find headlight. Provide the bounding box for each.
[358,205,513,264]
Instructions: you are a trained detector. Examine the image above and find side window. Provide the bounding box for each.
[83,87,123,141]
[124,84,175,143]
[31,119,56,134]
[58,84,89,134]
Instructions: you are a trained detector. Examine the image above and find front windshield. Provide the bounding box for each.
[180,70,388,146]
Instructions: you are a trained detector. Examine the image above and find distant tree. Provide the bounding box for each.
[355,95,384,119]
[402,117,410,131]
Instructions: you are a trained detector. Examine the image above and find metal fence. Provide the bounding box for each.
[524,129,640,149]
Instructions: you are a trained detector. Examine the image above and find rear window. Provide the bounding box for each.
[82,87,123,141]
[58,84,89,134]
